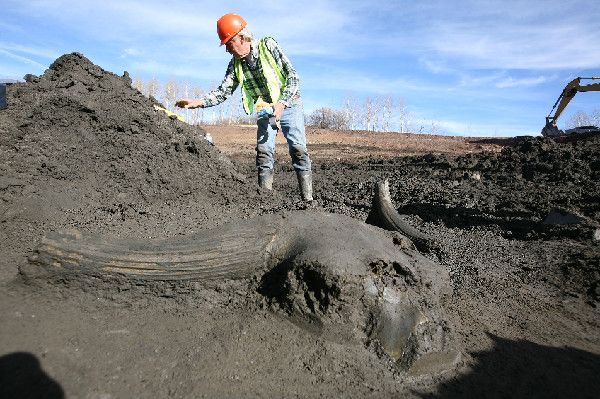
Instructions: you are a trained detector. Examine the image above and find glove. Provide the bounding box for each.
[256,106,274,119]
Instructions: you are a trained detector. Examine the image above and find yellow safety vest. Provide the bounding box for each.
[234,37,286,115]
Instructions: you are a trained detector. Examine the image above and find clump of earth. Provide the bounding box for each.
[0,53,599,398]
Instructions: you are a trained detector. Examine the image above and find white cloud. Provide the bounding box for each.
[404,3,600,70]
[0,49,47,69]
[495,76,549,89]
[121,48,142,58]
[419,58,457,75]
[303,66,438,96]
[456,72,553,90]
[413,117,538,137]
[0,43,59,60]
[428,27,600,70]
[5,0,366,59]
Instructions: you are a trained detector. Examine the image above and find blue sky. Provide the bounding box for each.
[2,0,599,136]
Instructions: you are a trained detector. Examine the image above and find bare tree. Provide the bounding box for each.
[590,108,600,126]
[372,96,382,131]
[380,95,394,132]
[341,94,359,130]
[339,94,411,132]
[129,76,421,132]
[396,97,410,133]
[308,108,328,129]
[164,80,179,112]
[226,90,243,124]
[146,77,159,100]
[180,81,190,122]
[217,103,226,124]
[566,110,591,128]
[428,119,443,135]
[189,86,204,125]
[132,76,145,94]
[364,97,375,131]
[307,107,349,129]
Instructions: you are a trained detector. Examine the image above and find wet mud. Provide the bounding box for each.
[1,53,599,398]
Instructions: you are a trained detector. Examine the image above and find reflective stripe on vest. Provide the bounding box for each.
[234,37,286,115]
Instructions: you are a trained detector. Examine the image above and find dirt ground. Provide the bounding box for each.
[1,53,599,398]
[201,124,506,163]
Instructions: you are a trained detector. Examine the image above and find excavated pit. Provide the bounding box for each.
[1,52,599,397]
[2,53,461,375]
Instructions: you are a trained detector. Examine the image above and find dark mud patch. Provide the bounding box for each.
[259,260,342,320]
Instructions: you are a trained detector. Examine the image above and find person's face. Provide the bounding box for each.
[225,35,250,58]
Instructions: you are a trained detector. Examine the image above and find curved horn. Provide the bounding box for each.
[366,180,437,253]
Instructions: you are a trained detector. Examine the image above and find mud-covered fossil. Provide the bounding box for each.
[24,210,459,375]
[366,180,439,253]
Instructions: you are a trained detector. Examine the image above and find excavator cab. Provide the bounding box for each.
[541,77,600,136]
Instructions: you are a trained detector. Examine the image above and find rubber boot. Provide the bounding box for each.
[296,170,313,201]
[258,169,274,190]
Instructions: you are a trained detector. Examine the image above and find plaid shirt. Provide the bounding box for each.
[201,37,301,109]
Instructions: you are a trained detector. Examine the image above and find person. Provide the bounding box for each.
[175,13,312,201]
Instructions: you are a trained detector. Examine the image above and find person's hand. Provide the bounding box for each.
[273,102,285,121]
[175,99,204,109]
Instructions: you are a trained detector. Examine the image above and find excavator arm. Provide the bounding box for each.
[542,77,600,136]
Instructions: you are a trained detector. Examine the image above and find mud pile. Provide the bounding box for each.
[442,135,599,221]
[0,53,274,285]
[2,52,259,217]
[0,53,271,277]
[395,136,600,300]
[313,134,600,302]
[342,135,600,237]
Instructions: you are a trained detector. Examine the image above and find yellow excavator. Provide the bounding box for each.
[541,77,600,136]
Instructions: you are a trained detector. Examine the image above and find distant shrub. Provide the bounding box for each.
[307,107,350,130]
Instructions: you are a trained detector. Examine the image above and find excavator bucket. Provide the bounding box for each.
[541,118,563,137]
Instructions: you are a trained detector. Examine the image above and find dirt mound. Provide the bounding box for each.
[464,136,600,219]
[354,135,600,235]
[2,52,252,212]
[400,136,600,299]
[0,53,266,281]
[311,134,600,302]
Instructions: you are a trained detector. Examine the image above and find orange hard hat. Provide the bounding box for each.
[217,13,247,45]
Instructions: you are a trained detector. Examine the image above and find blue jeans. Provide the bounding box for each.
[256,102,311,172]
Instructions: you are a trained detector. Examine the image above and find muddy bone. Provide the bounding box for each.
[366,180,438,252]
[25,210,458,374]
